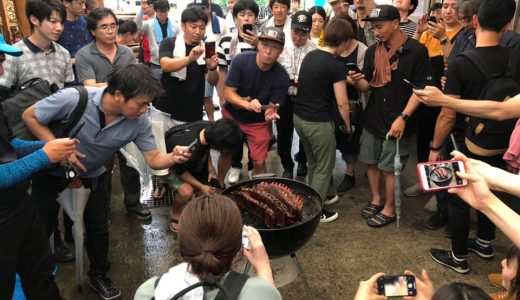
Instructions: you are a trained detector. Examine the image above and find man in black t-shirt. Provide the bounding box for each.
[155,7,219,124]
[428,0,520,275]
[350,5,433,228]
[221,27,290,176]
[164,119,242,232]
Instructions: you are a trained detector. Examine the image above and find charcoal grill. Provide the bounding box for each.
[222,177,323,299]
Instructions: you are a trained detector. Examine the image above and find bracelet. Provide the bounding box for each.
[429,144,441,151]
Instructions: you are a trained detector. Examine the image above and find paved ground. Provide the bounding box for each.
[55,139,509,299]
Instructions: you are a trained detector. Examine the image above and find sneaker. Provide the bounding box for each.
[404,183,423,197]
[468,238,495,259]
[228,168,242,184]
[296,163,308,176]
[430,248,469,274]
[320,209,339,223]
[324,194,339,205]
[54,240,75,263]
[127,205,152,220]
[425,212,448,230]
[337,174,356,193]
[282,169,293,179]
[90,275,121,300]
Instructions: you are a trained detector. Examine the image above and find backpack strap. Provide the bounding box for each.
[60,86,88,137]
[215,272,249,300]
[170,273,227,300]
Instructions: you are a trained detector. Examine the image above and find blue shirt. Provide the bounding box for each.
[34,87,157,178]
[57,16,92,58]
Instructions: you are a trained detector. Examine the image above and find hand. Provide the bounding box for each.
[428,150,442,162]
[199,184,216,196]
[67,150,87,173]
[447,150,495,211]
[264,104,280,121]
[188,46,204,63]
[414,85,447,107]
[247,99,262,113]
[242,226,272,284]
[241,30,258,47]
[348,70,365,82]
[429,20,446,40]
[403,269,434,300]
[469,159,502,191]
[353,272,387,300]
[171,146,191,164]
[416,14,429,34]
[206,54,219,70]
[387,117,405,139]
[43,138,79,163]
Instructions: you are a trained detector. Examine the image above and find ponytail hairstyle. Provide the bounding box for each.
[178,195,243,279]
[505,245,520,300]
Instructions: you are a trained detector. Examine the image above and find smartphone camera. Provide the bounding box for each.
[377,275,417,297]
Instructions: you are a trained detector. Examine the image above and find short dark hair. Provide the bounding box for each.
[323,18,354,47]
[334,12,357,38]
[456,0,482,18]
[432,283,491,300]
[429,2,442,14]
[408,0,418,15]
[477,0,515,32]
[181,7,209,24]
[233,0,259,18]
[204,119,243,151]
[26,0,66,30]
[153,0,170,12]
[87,7,118,38]
[269,0,290,9]
[106,64,164,101]
[308,6,326,21]
[118,19,137,35]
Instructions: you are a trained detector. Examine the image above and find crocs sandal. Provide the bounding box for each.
[361,202,384,219]
[367,212,396,228]
[169,218,179,233]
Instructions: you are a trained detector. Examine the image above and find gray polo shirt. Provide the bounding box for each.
[75,41,135,84]
[34,86,156,178]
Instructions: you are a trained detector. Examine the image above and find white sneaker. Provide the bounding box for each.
[404,183,423,197]
[228,168,242,184]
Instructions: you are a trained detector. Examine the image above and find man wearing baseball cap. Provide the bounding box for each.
[276,11,316,179]
[218,27,290,178]
[350,4,433,228]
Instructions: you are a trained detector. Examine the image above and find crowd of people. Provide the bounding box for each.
[1,0,520,299]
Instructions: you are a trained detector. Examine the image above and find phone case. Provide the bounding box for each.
[417,160,466,192]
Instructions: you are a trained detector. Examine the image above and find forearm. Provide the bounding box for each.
[10,138,45,157]
[446,98,519,121]
[135,8,145,31]
[431,108,456,148]
[83,79,107,87]
[160,56,191,73]
[216,69,227,101]
[223,87,250,110]
[0,149,50,189]
[402,95,421,116]
[413,30,423,41]
[145,151,176,170]
[482,196,520,249]
[487,168,520,196]
[207,69,218,86]
[354,78,371,93]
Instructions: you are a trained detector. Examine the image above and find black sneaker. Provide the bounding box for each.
[324,194,339,205]
[320,209,339,223]
[468,238,495,259]
[127,205,152,220]
[54,239,75,263]
[337,174,356,193]
[444,225,452,239]
[430,248,469,274]
[296,163,308,176]
[425,212,448,230]
[90,275,121,300]
[282,169,293,179]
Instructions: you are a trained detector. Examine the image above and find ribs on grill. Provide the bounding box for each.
[231,182,304,228]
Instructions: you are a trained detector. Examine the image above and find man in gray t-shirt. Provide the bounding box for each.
[24,64,189,300]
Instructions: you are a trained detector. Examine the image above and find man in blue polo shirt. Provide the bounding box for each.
[23,64,189,300]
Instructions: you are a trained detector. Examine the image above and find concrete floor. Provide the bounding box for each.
[54,137,511,300]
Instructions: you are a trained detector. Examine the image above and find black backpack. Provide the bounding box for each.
[461,50,520,157]
[0,79,88,140]
[164,120,209,151]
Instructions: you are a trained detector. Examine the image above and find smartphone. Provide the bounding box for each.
[377,275,417,297]
[205,41,216,59]
[417,160,468,192]
[242,228,250,250]
[187,139,197,153]
[403,78,422,90]
[242,24,254,34]
[346,63,362,73]
[428,16,437,23]
[69,121,85,139]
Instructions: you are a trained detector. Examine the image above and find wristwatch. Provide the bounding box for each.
[440,37,449,45]
[429,142,441,151]
[399,113,410,122]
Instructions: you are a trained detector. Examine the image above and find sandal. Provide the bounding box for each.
[153,182,169,199]
[169,218,179,233]
[367,212,396,228]
[360,202,384,219]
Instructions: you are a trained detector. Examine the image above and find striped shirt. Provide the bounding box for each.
[0,38,74,89]
[400,20,417,38]
[218,34,256,67]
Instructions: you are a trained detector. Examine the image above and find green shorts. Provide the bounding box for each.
[358,129,410,173]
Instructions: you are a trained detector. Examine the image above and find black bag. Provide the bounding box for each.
[164,121,209,151]
[461,50,520,157]
[0,79,88,140]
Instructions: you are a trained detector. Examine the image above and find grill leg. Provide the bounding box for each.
[290,253,314,299]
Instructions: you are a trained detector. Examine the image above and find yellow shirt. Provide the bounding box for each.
[419,26,463,58]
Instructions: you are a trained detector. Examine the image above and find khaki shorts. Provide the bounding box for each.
[358,129,410,173]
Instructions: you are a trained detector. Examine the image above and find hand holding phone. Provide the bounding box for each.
[417,160,468,192]
[205,41,216,59]
[242,228,250,250]
[428,16,437,24]
[347,63,362,73]
[242,24,254,34]
[377,275,417,297]
[187,140,197,153]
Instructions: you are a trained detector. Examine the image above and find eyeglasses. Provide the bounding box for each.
[98,24,118,31]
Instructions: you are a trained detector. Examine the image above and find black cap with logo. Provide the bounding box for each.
[291,11,312,32]
[361,5,400,22]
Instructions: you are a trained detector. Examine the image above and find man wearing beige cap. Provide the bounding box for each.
[219,27,290,178]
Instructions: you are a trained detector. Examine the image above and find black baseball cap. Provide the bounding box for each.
[258,27,285,46]
[192,0,210,7]
[291,11,312,32]
[361,5,400,22]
